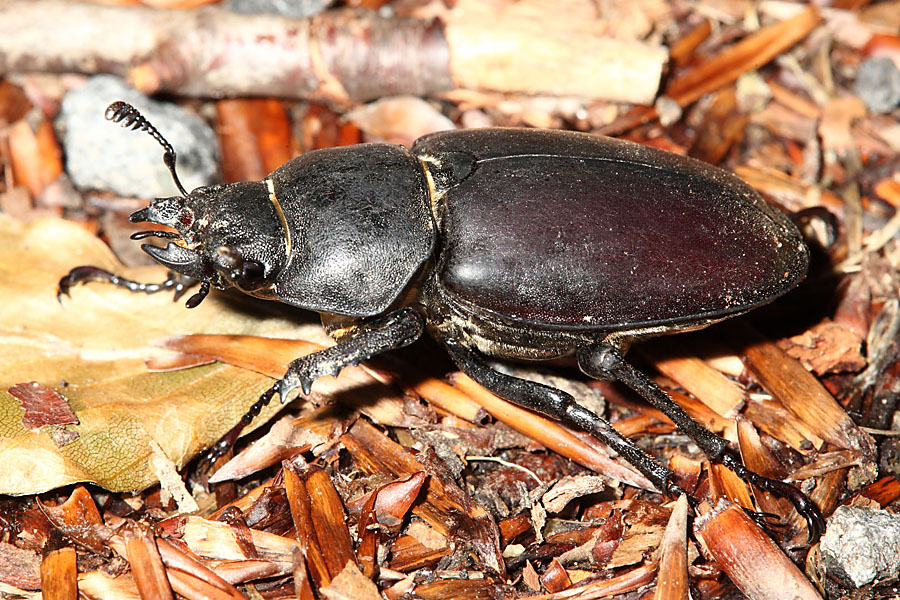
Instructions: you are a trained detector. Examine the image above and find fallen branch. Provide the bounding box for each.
[0,0,666,105]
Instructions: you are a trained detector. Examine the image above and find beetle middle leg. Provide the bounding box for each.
[441,338,691,501]
[577,341,825,542]
[203,307,425,467]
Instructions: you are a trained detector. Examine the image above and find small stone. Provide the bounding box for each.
[854,57,900,115]
[56,75,218,198]
[224,0,334,17]
[819,505,900,588]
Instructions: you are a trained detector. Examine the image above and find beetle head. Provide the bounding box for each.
[130,182,289,306]
[105,100,289,307]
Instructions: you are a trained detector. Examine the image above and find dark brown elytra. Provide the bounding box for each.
[59,101,824,544]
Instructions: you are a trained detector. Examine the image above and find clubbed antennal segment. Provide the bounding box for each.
[105,101,189,197]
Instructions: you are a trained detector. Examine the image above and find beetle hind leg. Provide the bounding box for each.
[441,338,689,501]
[577,341,825,543]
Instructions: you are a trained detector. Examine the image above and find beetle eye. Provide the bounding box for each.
[236,259,265,291]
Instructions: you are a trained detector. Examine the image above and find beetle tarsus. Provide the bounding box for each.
[57,265,197,303]
[579,342,824,544]
[199,386,278,472]
[720,449,825,544]
[184,281,210,308]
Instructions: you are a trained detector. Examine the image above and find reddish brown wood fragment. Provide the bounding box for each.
[216,506,259,560]
[805,468,847,525]
[283,459,357,588]
[125,527,174,600]
[694,501,823,600]
[284,462,333,589]
[519,562,657,600]
[668,20,712,69]
[8,118,62,198]
[641,337,744,419]
[156,538,242,596]
[857,476,900,507]
[38,487,108,555]
[167,569,237,600]
[875,177,900,207]
[708,463,754,511]
[668,455,702,494]
[768,81,822,119]
[293,544,315,600]
[46,485,103,527]
[654,495,689,600]
[589,511,625,567]
[737,323,876,459]
[297,103,362,153]
[523,560,542,592]
[831,0,874,10]
[344,0,392,10]
[0,543,40,590]
[8,381,78,431]
[666,8,821,108]
[743,397,821,453]
[341,419,505,575]
[356,491,379,579]
[374,471,427,529]
[611,413,674,438]
[40,546,77,600]
[160,335,322,379]
[387,535,448,573]
[735,419,794,525]
[409,577,513,600]
[409,376,486,424]
[216,98,294,184]
[498,514,532,546]
[540,558,572,593]
[733,165,845,215]
[0,80,31,124]
[687,86,748,165]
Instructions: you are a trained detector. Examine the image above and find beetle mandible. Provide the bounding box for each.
[60,101,824,541]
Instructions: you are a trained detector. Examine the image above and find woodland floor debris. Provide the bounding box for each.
[1,1,900,599]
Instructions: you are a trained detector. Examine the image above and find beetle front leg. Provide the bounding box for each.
[576,341,825,543]
[57,265,198,303]
[441,338,690,501]
[204,307,425,467]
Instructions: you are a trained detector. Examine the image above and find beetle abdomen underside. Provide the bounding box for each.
[418,129,808,332]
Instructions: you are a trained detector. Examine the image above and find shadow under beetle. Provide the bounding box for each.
[61,101,824,542]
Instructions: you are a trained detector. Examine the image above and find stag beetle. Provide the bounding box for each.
[60,101,824,541]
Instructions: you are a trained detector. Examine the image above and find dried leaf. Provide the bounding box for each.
[0,216,326,494]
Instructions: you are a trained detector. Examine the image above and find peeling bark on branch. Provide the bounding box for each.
[0,0,666,105]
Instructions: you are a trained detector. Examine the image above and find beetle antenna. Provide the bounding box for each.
[105,101,189,197]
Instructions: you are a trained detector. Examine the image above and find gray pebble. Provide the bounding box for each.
[854,57,900,115]
[224,0,334,17]
[56,75,218,198]
[819,505,900,588]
